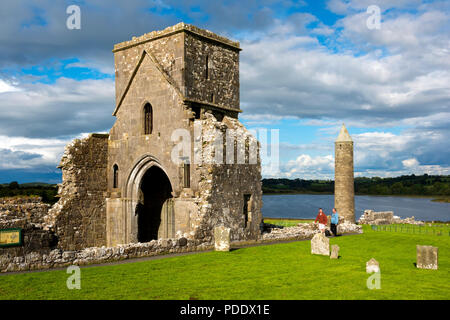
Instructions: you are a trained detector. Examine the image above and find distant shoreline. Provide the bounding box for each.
[431,198,450,203]
[263,217,450,223]
[262,192,449,202]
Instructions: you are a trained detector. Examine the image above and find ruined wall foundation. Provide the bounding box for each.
[47,134,109,251]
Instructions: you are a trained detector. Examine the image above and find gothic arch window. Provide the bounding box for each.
[113,164,119,188]
[143,103,153,135]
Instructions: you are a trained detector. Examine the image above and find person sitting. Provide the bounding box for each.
[314,208,327,234]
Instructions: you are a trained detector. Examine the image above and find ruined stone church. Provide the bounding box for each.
[48,23,262,250]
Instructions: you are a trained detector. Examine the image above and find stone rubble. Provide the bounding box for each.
[261,222,362,241]
[358,210,425,225]
[0,196,50,228]
[1,236,207,273]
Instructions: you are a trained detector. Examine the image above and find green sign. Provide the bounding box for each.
[0,228,23,247]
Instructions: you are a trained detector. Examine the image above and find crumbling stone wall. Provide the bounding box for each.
[47,134,109,250]
[191,112,262,242]
[0,197,57,263]
[358,210,425,225]
[0,196,50,227]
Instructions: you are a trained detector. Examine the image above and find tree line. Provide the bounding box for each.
[262,174,450,196]
[0,182,59,204]
[1,174,449,203]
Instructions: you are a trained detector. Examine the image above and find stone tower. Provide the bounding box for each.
[105,23,262,247]
[48,23,262,251]
[334,124,355,223]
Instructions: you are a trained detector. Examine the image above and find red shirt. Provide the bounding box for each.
[315,212,327,225]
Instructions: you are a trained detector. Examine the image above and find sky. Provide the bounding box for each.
[0,0,449,183]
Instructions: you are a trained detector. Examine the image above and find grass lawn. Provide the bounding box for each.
[264,218,313,227]
[0,225,448,300]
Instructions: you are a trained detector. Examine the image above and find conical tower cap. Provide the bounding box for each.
[336,123,352,142]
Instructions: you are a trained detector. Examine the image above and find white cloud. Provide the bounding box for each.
[0,134,86,169]
[0,79,20,93]
[275,154,334,179]
[402,158,419,168]
[0,77,115,138]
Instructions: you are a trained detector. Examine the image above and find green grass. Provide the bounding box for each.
[372,223,450,236]
[264,218,313,227]
[0,225,448,300]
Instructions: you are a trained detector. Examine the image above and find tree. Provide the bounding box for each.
[391,182,404,194]
[8,181,19,189]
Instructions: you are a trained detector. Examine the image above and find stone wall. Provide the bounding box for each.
[0,196,50,227]
[112,23,241,114]
[184,30,240,109]
[262,221,363,241]
[358,210,425,225]
[0,237,202,273]
[359,210,394,225]
[112,27,185,108]
[191,112,262,242]
[47,134,109,251]
[0,197,57,261]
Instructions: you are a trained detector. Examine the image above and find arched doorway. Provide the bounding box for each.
[136,166,173,242]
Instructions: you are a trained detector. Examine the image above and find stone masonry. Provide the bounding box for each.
[0,197,57,262]
[46,134,109,250]
[334,124,355,223]
[48,23,261,251]
[358,210,425,225]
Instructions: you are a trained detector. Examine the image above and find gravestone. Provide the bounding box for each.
[327,215,331,229]
[416,245,438,270]
[330,245,339,259]
[311,233,329,256]
[214,226,231,252]
[366,258,380,273]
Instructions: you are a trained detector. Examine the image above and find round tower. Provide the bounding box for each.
[334,124,355,223]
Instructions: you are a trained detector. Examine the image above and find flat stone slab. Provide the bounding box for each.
[417,245,438,270]
[330,245,339,259]
[214,226,231,252]
[311,233,329,256]
[366,258,380,273]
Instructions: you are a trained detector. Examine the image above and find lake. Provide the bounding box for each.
[262,194,450,222]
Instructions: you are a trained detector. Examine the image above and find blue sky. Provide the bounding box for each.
[0,0,449,183]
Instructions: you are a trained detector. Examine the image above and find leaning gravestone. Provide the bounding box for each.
[330,245,339,259]
[214,226,231,252]
[311,233,329,256]
[366,258,380,273]
[416,245,438,270]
